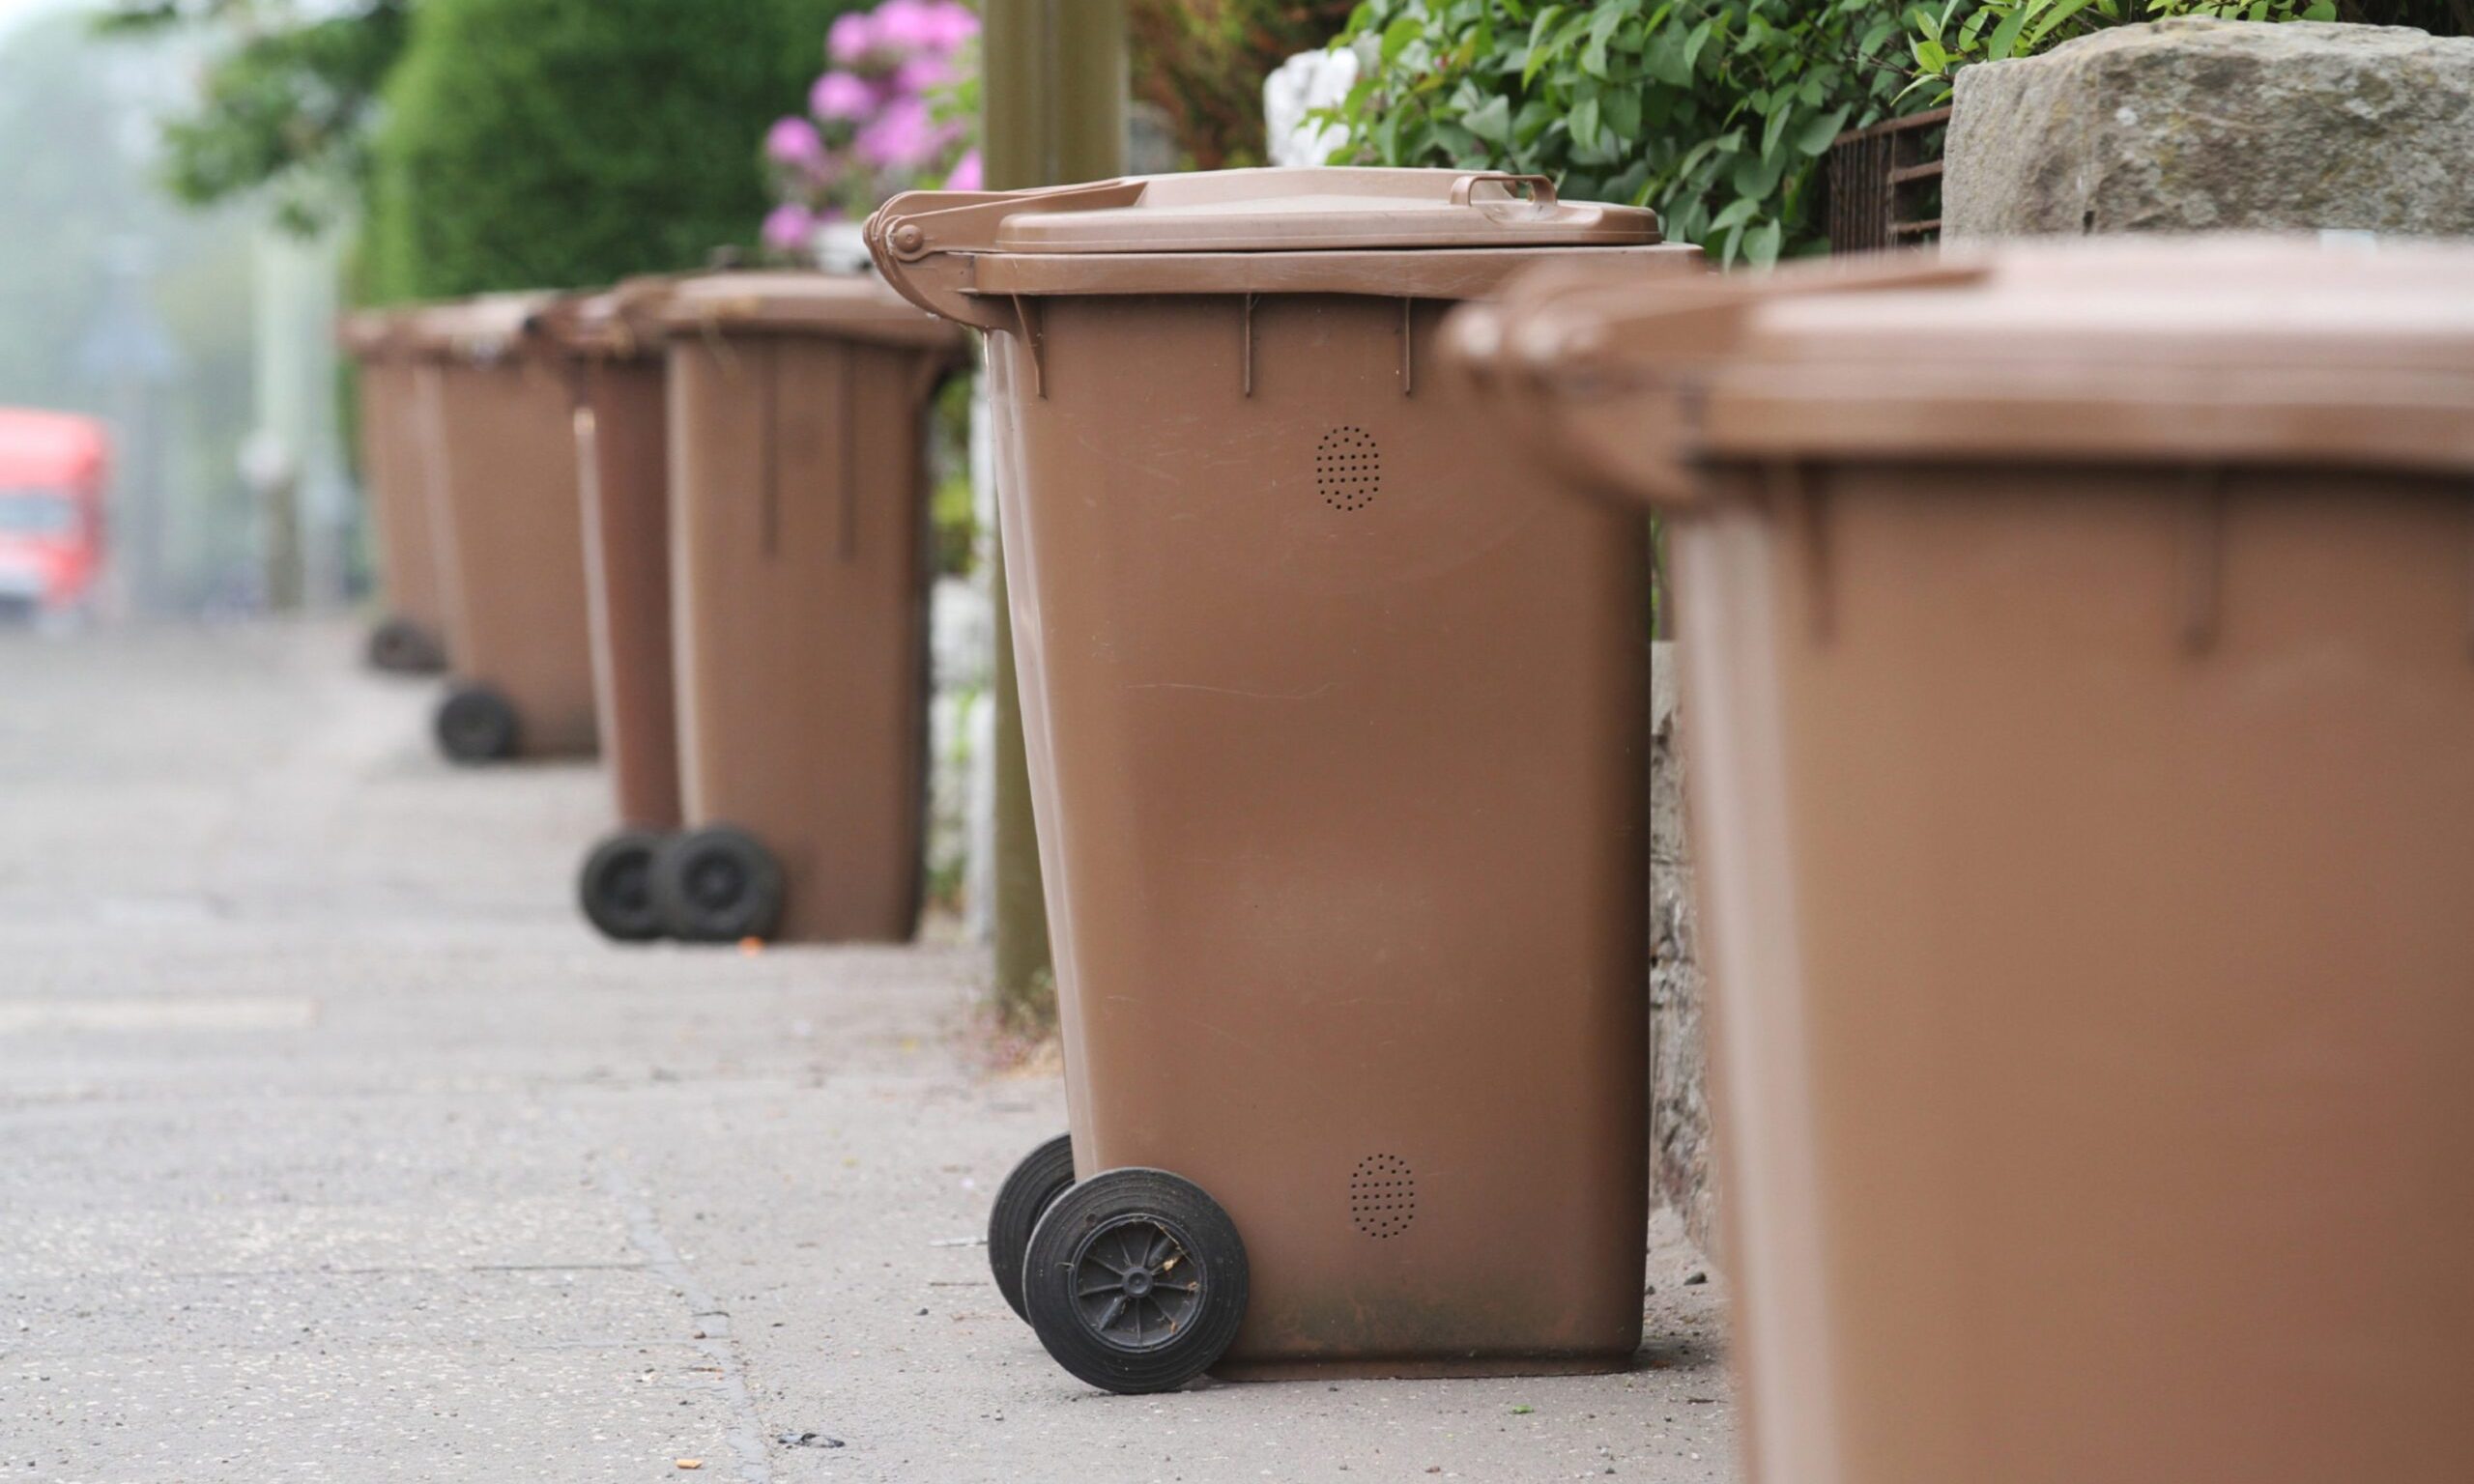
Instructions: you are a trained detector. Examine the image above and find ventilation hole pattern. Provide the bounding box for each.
[1316,426,1381,512]
[1350,1153,1416,1240]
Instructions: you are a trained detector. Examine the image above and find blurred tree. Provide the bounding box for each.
[1126,0,1357,168]
[0,11,260,609]
[97,0,413,236]
[363,0,863,300]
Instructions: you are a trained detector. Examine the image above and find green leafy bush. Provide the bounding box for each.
[365,0,861,301]
[99,0,414,236]
[1901,0,2474,101]
[1323,1,1921,265]
[1900,0,2384,100]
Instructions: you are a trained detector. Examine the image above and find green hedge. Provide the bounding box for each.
[366,0,861,301]
[1324,2,1917,267]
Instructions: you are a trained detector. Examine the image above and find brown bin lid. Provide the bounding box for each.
[656,271,962,350]
[1453,238,2474,501]
[992,168,1658,254]
[868,169,1677,331]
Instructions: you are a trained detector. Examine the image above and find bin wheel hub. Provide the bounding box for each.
[1070,1214,1199,1351]
[687,856,745,908]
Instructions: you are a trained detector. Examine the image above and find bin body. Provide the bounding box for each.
[555,287,682,829]
[1467,241,2474,1482]
[341,316,446,649]
[409,295,598,756]
[660,273,962,942]
[874,169,1702,1376]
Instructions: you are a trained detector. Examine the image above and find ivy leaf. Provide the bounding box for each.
[1986,4,2033,60]
[1682,17,1716,73]
[1707,195,1762,236]
[1644,28,1693,86]
[1521,5,1568,86]
[1744,217,1784,269]
[1381,14,1424,68]
[1570,93,1603,154]
[1730,145,1786,201]
[1791,104,1852,156]
[1463,93,1513,147]
[1601,85,1644,142]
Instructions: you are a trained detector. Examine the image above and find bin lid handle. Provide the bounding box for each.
[1447,173,1558,209]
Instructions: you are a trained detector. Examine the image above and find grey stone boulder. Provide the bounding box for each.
[1946,18,2474,238]
[1648,642,1716,1257]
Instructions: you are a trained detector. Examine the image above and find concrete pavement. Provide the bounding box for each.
[0,621,1738,1484]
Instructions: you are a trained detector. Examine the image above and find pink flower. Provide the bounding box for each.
[810,70,876,122]
[764,117,825,170]
[944,149,982,191]
[826,11,874,64]
[853,94,936,171]
[893,52,952,95]
[921,1,978,51]
[870,0,940,51]
[762,204,817,255]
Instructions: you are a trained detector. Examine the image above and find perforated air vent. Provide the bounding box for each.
[1316,427,1381,512]
[1350,1153,1416,1239]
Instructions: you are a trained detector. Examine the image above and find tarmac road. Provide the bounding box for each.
[0,621,1738,1484]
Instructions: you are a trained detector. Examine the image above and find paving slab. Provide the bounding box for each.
[0,622,1738,1484]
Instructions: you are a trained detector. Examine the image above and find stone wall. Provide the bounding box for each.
[1946,18,2474,238]
[1648,642,1716,1256]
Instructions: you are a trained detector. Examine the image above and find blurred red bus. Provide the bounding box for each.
[0,409,109,623]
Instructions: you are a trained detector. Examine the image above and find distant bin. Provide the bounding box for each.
[339,311,446,673]
[871,168,1703,1392]
[400,294,598,763]
[541,281,687,940]
[650,272,964,944]
[1456,240,2474,1484]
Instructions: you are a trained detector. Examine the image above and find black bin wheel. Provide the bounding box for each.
[653,824,785,943]
[579,830,669,943]
[990,1132,1077,1323]
[1022,1167,1249,1394]
[366,617,445,674]
[434,684,520,763]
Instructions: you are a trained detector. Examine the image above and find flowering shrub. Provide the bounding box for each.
[763,0,981,256]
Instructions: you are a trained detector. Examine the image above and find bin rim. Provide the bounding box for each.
[536,275,691,361]
[337,308,416,361]
[866,168,1672,332]
[391,291,566,364]
[1446,238,2474,506]
[653,269,965,353]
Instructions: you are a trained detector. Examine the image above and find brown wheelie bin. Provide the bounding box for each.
[400,294,598,763]
[1453,239,2474,1484]
[650,272,964,944]
[339,310,447,674]
[868,168,1703,1391]
[539,282,687,941]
